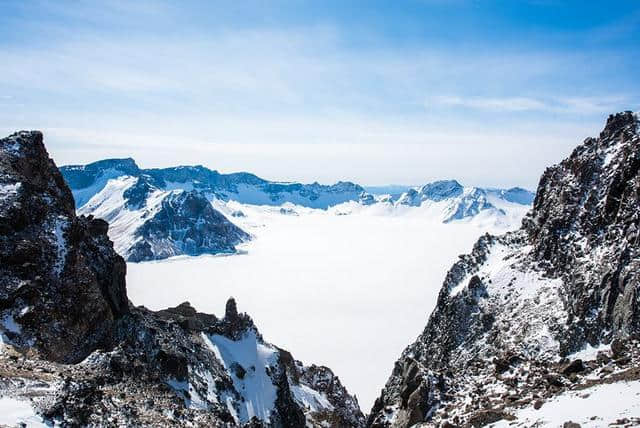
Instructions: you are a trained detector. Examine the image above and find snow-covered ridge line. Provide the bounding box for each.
[60,159,367,210]
[60,159,534,214]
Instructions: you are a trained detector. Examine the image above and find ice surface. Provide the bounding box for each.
[127,203,522,410]
[291,383,333,412]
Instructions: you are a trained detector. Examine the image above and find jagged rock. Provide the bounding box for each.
[0,131,365,427]
[0,131,128,363]
[367,112,640,427]
[611,338,628,358]
[466,410,514,427]
[561,359,585,375]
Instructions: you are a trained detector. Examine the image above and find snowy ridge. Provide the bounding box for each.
[489,380,640,427]
[61,160,534,224]
[61,160,367,210]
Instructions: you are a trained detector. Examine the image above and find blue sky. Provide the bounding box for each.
[1,0,638,188]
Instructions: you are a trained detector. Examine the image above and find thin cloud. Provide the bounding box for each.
[430,96,547,111]
[429,95,633,114]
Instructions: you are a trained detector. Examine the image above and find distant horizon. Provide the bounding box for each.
[56,153,540,192]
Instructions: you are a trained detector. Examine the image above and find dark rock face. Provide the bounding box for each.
[127,189,250,262]
[368,112,640,427]
[0,131,128,363]
[524,111,640,349]
[0,131,365,427]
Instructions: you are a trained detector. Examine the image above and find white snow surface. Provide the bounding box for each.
[0,182,21,200]
[291,383,333,413]
[0,396,47,427]
[72,168,128,207]
[489,380,640,427]
[202,330,278,423]
[568,343,611,361]
[77,176,172,257]
[127,200,525,410]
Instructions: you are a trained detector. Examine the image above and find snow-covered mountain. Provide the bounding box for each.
[0,130,365,427]
[368,112,640,427]
[60,160,373,261]
[329,180,534,228]
[393,180,534,223]
[61,160,534,261]
[61,159,366,210]
[75,174,249,262]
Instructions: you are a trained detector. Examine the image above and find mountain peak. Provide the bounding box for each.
[601,110,638,140]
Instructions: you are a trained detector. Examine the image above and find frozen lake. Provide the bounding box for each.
[127,206,518,411]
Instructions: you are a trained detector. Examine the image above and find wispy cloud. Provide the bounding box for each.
[429,95,632,114]
[430,96,547,112]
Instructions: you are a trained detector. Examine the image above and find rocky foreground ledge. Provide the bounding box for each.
[0,131,365,427]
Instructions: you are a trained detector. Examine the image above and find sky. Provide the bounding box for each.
[0,0,639,188]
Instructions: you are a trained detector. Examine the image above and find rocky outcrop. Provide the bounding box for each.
[0,131,128,364]
[524,110,640,348]
[0,131,365,427]
[368,112,640,427]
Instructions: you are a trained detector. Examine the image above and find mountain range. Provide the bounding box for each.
[59,160,534,261]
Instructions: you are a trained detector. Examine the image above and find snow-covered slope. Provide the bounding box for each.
[76,174,249,261]
[368,111,640,427]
